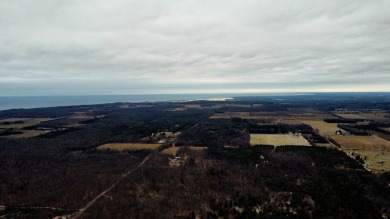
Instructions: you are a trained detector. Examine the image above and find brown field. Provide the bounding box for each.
[171,104,203,111]
[161,146,207,155]
[315,143,338,149]
[335,113,365,119]
[250,134,311,146]
[380,127,390,132]
[187,146,208,151]
[329,135,390,151]
[358,113,388,120]
[334,111,388,120]
[68,115,95,120]
[0,118,53,129]
[302,120,344,136]
[63,123,85,128]
[279,119,303,125]
[293,113,336,121]
[161,146,181,156]
[3,130,48,138]
[97,143,161,151]
[170,107,186,111]
[345,149,390,172]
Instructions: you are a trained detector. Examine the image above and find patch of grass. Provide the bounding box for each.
[250,134,311,146]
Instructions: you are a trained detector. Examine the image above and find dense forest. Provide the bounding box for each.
[0,93,390,218]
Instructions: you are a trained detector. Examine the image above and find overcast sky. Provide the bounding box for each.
[1,0,389,96]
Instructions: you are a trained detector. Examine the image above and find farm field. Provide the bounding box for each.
[293,113,335,120]
[345,149,390,172]
[315,143,338,149]
[0,118,53,129]
[329,135,390,151]
[68,115,95,120]
[279,119,303,125]
[335,113,365,119]
[336,112,386,120]
[187,146,208,151]
[3,130,48,138]
[161,146,181,156]
[97,143,161,151]
[302,120,344,136]
[63,123,85,128]
[250,134,311,146]
[380,127,390,132]
[162,146,207,153]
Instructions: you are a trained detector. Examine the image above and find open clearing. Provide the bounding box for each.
[380,127,390,132]
[97,143,161,151]
[161,146,207,156]
[335,113,365,119]
[345,149,390,172]
[187,146,208,151]
[250,134,311,146]
[329,135,390,151]
[302,120,344,136]
[161,146,181,156]
[63,123,85,128]
[335,112,388,120]
[0,118,53,129]
[3,130,48,138]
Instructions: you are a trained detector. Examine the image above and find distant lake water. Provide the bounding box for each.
[0,94,234,111]
[0,93,311,111]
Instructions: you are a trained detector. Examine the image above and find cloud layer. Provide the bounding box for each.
[1,0,390,95]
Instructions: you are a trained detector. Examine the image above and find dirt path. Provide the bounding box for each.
[71,154,152,219]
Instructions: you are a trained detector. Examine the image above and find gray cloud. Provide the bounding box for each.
[1,0,389,95]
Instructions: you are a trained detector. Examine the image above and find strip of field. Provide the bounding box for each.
[329,135,390,151]
[187,146,208,151]
[0,118,31,122]
[0,118,53,129]
[380,127,390,132]
[68,115,95,120]
[345,149,390,172]
[302,120,344,136]
[335,112,388,120]
[335,113,365,119]
[3,130,48,138]
[161,146,181,156]
[63,123,85,128]
[97,143,161,151]
[250,134,311,146]
[279,119,303,125]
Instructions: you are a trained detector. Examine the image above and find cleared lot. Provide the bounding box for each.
[0,118,53,129]
[161,146,181,156]
[3,130,48,138]
[250,134,311,146]
[302,120,344,136]
[329,135,390,151]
